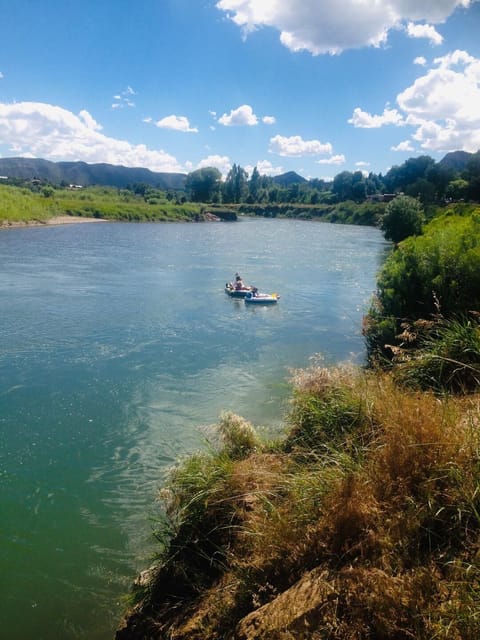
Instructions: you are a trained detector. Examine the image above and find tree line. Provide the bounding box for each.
[183,152,480,205]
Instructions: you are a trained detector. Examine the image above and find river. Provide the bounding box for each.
[0,217,388,639]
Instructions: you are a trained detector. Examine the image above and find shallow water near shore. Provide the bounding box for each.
[0,217,388,639]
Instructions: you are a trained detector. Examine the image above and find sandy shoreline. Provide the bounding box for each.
[1,216,108,229]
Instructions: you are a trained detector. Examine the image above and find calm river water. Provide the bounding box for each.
[0,217,388,639]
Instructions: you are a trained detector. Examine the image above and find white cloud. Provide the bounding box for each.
[348,107,405,128]
[262,115,276,125]
[317,154,346,165]
[244,160,285,176]
[79,109,102,131]
[414,56,427,65]
[396,49,480,151]
[154,114,198,133]
[0,72,3,79]
[111,86,137,110]
[350,48,480,154]
[0,101,184,172]
[406,22,443,45]
[218,104,258,126]
[391,140,415,151]
[269,134,332,157]
[216,0,471,55]
[355,161,370,167]
[197,154,232,175]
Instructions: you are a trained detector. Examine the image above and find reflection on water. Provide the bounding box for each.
[0,218,388,639]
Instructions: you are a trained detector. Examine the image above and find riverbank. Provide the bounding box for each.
[116,368,480,639]
[0,215,108,229]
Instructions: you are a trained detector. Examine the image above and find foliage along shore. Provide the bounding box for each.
[0,184,206,225]
[2,148,480,227]
[116,200,480,639]
[0,181,390,227]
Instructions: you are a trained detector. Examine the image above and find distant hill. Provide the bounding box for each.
[0,157,187,190]
[272,171,307,186]
[439,151,473,172]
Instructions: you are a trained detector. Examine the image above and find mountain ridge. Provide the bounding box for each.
[0,157,187,190]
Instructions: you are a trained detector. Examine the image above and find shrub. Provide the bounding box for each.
[392,315,480,392]
[380,195,424,243]
[284,364,372,453]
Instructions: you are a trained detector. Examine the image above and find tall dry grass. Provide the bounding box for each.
[123,367,480,639]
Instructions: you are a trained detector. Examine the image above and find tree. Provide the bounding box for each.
[223,164,248,203]
[332,171,367,202]
[248,166,261,202]
[380,195,424,244]
[185,167,222,202]
[425,163,454,201]
[332,171,354,201]
[446,179,469,201]
[464,152,480,201]
[405,178,436,205]
[384,156,436,193]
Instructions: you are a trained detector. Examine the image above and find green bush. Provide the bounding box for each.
[393,316,480,392]
[365,211,480,391]
[380,195,424,243]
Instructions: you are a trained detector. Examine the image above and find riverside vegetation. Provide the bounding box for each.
[0,181,387,226]
[117,195,480,639]
[1,148,480,226]
[0,184,203,224]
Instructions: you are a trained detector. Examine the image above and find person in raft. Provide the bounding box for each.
[234,273,246,290]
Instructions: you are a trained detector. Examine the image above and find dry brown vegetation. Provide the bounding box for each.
[117,368,480,640]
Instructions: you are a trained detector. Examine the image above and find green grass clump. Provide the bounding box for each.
[391,315,480,392]
[285,363,373,453]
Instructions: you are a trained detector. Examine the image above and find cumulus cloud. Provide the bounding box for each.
[349,48,480,154]
[392,140,415,151]
[348,107,405,128]
[216,0,471,55]
[262,115,276,125]
[397,49,480,151]
[406,22,443,45]
[154,115,198,132]
[0,101,184,172]
[414,56,427,65]
[218,104,258,126]
[245,159,285,176]
[317,154,346,165]
[269,134,332,157]
[197,154,232,175]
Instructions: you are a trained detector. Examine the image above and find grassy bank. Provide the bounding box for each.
[239,201,385,225]
[0,184,203,224]
[117,365,480,639]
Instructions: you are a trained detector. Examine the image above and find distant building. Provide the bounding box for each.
[366,193,396,203]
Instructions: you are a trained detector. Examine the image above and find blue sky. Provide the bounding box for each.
[0,0,479,180]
